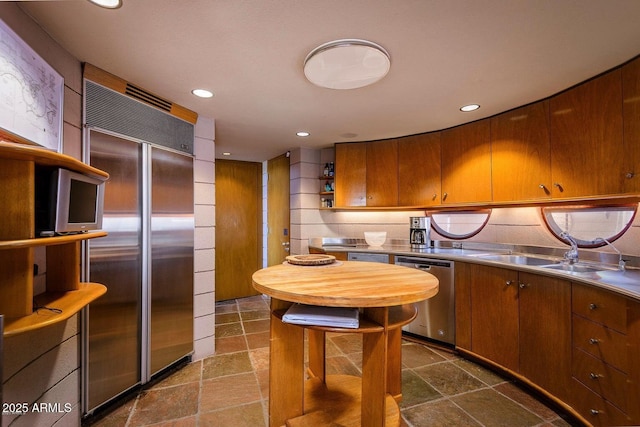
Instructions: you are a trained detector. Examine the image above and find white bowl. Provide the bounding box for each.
[364,231,387,246]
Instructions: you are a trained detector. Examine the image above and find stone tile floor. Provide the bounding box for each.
[88,295,578,426]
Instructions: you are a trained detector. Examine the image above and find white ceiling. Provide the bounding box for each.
[17,0,640,162]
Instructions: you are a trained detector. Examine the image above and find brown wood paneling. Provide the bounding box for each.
[518,272,572,400]
[215,159,262,301]
[267,153,290,266]
[491,102,552,201]
[335,143,366,207]
[0,158,34,240]
[398,133,441,206]
[83,63,198,124]
[622,56,640,193]
[469,264,519,371]
[366,139,398,206]
[441,119,492,204]
[550,71,624,198]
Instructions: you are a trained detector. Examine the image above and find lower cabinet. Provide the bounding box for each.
[456,264,572,403]
[570,283,640,426]
[456,263,640,426]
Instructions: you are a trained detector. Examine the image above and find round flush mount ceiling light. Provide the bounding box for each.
[192,89,214,98]
[304,39,391,90]
[460,104,480,112]
[87,0,122,9]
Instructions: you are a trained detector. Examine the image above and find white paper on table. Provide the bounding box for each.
[282,304,360,328]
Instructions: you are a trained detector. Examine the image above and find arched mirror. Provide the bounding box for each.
[541,204,637,248]
[428,209,491,240]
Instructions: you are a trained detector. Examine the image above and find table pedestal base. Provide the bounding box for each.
[285,375,400,427]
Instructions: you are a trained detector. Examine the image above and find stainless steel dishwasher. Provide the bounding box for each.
[395,256,455,346]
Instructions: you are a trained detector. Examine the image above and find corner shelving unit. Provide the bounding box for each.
[0,141,108,337]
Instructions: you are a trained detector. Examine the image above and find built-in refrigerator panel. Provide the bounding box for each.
[150,147,194,375]
[86,132,143,411]
[84,129,194,414]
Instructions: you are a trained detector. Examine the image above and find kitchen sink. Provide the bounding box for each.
[471,254,558,266]
[541,263,604,274]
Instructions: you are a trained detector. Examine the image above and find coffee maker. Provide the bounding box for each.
[410,216,431,249]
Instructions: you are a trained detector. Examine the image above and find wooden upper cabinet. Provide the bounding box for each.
[622,56,640,194]
[549,70,624,198]
[491,102,552,202]
[398,133,441,206]
[441,119,492,204]
[335,142,367,207]
[366,139,398,206]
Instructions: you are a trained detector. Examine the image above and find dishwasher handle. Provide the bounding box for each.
[415,264,432,271]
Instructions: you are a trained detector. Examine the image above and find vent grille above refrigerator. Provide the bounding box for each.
[85,80,194,155]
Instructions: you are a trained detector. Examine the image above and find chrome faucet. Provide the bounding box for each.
[560,231,579,264]
[595,237,626,271]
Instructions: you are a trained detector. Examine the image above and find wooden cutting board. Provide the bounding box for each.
[286,254,336,266]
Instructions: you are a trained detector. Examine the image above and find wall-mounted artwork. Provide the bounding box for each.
[0,19,63,152]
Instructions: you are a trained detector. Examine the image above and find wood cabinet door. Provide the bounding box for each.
[518,272,572,401]
[469,264,519,372]
[441,119,492,204]
[550,70,624,198]
[454,262,472,350]
[622,56,640,193]
[491,102,552,201]
[398,133,441,206]
[335,142,367,207]
[366,139,398,206]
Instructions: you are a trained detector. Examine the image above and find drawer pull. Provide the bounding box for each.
[589,372,601,380]
[590,409,600,416]
[589,338,600,345]
[589,303,598,310]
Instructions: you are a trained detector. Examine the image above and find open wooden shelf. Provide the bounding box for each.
[3,282,107,337]
[272,304,417,334]
[0,231,107,250]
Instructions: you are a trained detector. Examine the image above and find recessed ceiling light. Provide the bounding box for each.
[222,152,231,156]
[460,104,480,112]
[304,39,391,90]
[192,89,214,98]
[87,0,122,9]
[296,131,310,137]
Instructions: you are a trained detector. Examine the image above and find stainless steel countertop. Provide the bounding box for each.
[309,238,640,301]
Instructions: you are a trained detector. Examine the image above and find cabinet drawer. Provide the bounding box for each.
[573,348,629,412]
[572,314,628,373]
[570,378,632,426]
[573,284,627,333]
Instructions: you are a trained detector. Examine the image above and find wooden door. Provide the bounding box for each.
[550,70,624,198]
[469,264,519,372]
[491,102,552,201]
[441,119,492,204]
[622,56,640,193]
[215,159,262,301]
[518,272,572,401]
[267,153,290,266]
[366,139,398,206]
[335,142,366,207]
[398,133,441,206]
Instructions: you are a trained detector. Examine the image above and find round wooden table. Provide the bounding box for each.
[252,260,439,427]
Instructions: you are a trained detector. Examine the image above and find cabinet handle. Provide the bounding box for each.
[432,193,437,200]
[553,182,564,192]
[518,282,528,289]
[589,372,601,380]
[589,303,598,310]
[590,409,600,416]
[538,184,550,194]
[505,280,514,286]
[589,338,600,345]
[442,192,448,201]
[626,172,635,179]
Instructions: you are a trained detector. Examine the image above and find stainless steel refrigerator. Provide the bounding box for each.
[83,129,194,413]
